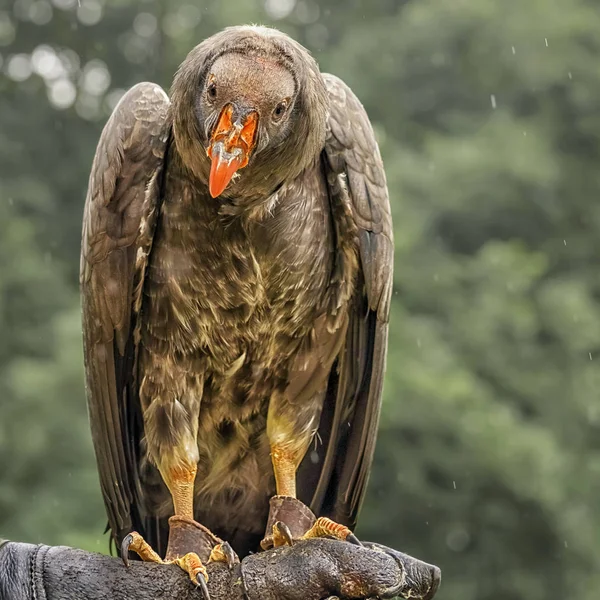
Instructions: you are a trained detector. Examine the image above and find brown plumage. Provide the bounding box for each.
[80,25,393,559]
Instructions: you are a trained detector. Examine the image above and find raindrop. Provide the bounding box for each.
[564,541,568,548]
[453,480,456,489]
[563,240,567,246]
[568,72,572,80]
[490,94,497,109]
[511,46,516,55]
[545,37,548,47]
[589,352,593,361]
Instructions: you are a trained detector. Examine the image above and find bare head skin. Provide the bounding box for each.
[170,25,329,202]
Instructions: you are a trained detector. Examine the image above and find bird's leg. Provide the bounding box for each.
[271,444,297,498]
[163,463,239,569]
[123,459,236,596]
[265,437,362,549]
[166,463,197,521]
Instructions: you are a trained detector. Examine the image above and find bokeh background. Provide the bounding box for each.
[1,0,599,598]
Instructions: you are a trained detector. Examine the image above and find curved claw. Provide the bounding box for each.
[273,521,294,547]
[194,571,210,600]
[120,533,133,568]
[209,541,239,569]
[347,533,363,546]
[221,542,238,569]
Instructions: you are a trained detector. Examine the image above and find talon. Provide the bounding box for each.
[209,541,238,569]
[174,552,209,596]
[120,530,163,564]
[120,533,133,568]
[221,542,237,568]
[273,521,294,547]
[195,570,210,600]
[347,533,363,546]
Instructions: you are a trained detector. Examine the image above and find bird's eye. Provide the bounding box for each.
[207,82,217,101]
[272,100,289,121]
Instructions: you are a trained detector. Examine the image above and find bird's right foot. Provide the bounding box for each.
[121,532,210,600]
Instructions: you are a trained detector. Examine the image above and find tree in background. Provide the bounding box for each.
[1,1,599,598]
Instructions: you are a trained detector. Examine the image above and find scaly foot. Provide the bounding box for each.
[301,516,362,545]
[269,516,362,548]
[121,532,210,600]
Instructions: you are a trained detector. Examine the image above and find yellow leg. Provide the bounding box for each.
[122,464,213,598]
[266,443,361,548]
[271,445,297,497]
[165,463,197,520]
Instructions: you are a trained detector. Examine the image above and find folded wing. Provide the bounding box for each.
[301,74,394,528]
[80,83,171,548]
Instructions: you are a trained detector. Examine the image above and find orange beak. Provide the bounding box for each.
[206,104,258,198]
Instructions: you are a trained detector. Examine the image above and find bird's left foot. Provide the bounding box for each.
[262,496,362,549]
[301,516,362,545]
[270,516,362,547]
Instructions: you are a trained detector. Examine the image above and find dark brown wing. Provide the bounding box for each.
[299,74,393,528]
[80,82,171,549]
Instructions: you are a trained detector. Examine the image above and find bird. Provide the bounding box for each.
[80,24,393,589]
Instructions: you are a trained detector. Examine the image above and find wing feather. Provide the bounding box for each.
[302,74,393,528]
[80,82,171,546]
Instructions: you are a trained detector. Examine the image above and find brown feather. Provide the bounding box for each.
[81,27,392,558]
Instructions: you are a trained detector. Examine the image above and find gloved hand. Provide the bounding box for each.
[0,537,440,600]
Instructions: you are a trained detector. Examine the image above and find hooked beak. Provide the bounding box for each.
[207,104,258,198]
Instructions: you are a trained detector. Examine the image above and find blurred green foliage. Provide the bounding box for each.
[0,0,598,598]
